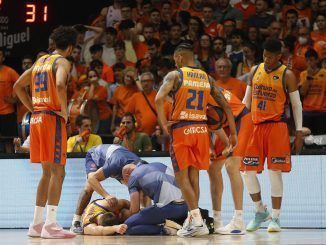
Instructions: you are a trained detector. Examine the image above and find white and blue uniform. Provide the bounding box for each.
[124,162,188,235]
[85,144,141,182]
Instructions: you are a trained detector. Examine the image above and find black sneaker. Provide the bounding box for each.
[70,221,83,234]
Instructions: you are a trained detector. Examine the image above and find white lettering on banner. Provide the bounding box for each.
[30,116,42,125]
[184,126,208,135]
[32,97,51,103]
[0,27,30,49]
[179,111,207,120]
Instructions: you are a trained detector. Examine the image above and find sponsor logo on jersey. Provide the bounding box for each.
[243,157,259,166]
[179,111,207,120]
[271,157,286,164]
[32,96,51,103]
[184,126,208,135]
[30,116,42,125]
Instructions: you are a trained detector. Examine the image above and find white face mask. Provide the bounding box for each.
[298,36,308,45]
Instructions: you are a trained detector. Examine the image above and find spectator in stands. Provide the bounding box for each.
[221,19,236,53]
[108,63,126,101]
[282,0,312,29]
[126,72,157,136]
[229,29,244,77]
[209,37,227,76]
[156,58,175,89]
[100,0,122,28]
[114,112,152,152]
[299,48,326,135]
[215,58,246,100]
[247,26,263,57]
[67,115,102,153]
[234,0,256,29]
[160,1,174,27]
[0,49,19,153]
[89,45,114,84]
[311,13,326,54]
[214,0,243,29]
[293,26,313,78]
[283,9,300,39]
[73,24,88,64]
[147,9,162,34]
[110,67,139,132]
[198,34,214,73]
[142,24,155,43]
[175,11,191,35]
[161,23,183,57]
[248,0,276,38]
[151,125,166,151]
[267,21,282,41]
[281,35,301,78]
[96,27,118,67]
[236,42,258,80]
[113,41,136,68]
[86,69,112,134]
[70,45,87,81]
[118,20,138,63]
[202,4,222,38]
[184,16,205,46]
[13,135,30,153]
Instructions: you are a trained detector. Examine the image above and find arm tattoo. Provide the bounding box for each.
[209,80,229,109]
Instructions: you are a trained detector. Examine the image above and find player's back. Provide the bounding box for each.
[251,63,287,124]
[171,66,211,122]
[31,54,62,111]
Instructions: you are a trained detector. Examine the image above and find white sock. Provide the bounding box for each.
[254,200,265,213]
[190,208,203,226]
[234,210,243,220]
[32,206,45,225]
[45,205,58,225]
[272,209,280,219]
[72,214,81,224]
[213,210,222,221]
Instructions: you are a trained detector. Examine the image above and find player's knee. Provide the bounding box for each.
[269,170,283,197]
[242,171,260,194]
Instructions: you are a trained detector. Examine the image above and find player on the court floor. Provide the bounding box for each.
[155,43,237,237]
[82,198,129,235]
[70,144,143,234]
[207,87,253,235]
[241,38,303,232]
[14,26,77,239]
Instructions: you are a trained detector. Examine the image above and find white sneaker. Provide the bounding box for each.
[216,217,246,235]
[213,219,224,233]
[177,218,209,237]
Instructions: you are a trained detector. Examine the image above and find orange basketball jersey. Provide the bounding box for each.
[251,63,287,124]
[31,54,63,112]
[171,67,211,121]
[208,87,246,121]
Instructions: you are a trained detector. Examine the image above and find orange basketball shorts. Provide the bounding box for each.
[240,121,291,173]
[170,121,210,172]
[30,111,67,165]
[214,110,254,161]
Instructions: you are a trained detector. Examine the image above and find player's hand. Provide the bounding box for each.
[229,134,238,150]
[222,144,233,157]
[293,130,303,155]
[115,224,128,234]
[210,151,217,161]
[13,138,22,147]
[105,196,118,208]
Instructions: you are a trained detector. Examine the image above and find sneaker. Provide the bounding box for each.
[216,217,245,235]
[70,221,83,234]
[27,222,44,237]
[177,220,209,237]
[41,223,76,239]
[213,219,224,233]
[246,209,270,232]
[267,218,281,232]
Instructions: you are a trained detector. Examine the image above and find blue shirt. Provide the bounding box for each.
[128,162,182,207]
[86,144,140,181]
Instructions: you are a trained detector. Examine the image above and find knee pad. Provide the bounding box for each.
[269,170,283,197]
[241,171,261,194]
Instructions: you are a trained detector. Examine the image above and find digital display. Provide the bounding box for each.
[25,3,49,23]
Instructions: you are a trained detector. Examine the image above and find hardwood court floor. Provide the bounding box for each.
[0,229,325,245]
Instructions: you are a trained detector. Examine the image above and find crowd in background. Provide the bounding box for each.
[0,0,325,153]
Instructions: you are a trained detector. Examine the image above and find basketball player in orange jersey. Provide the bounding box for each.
[155,43,237,237]
[207,87,253,235]
[241,38,303,232]
[14,26,77,239]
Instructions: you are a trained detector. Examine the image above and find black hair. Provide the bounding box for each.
[106,27,118,36]
[114,40,126,50]
[50,26,77,50]
[112,62,126,71]
[305,48,319,59]
[213,36,227,47]
[147,38,160,48]
[283,35,296,52]
[174,42,194,53]
[285,9,299,17]
[90,59,103,70]
[119,19,135,30]
[263,38,282,53]
[230,29,244,39]
[89,44,103,54]
[75,115,91,127]
[122,112,137,126]
[99,212,120,226]
[22,54,34,61]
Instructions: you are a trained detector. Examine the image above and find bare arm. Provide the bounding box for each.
[155,71,178,134]
[209,77,237,148]
[55,58,71,122]
[87,168,118,207]
[84,223,127,235]
[13,68,33,112]
[242,65,257,110]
